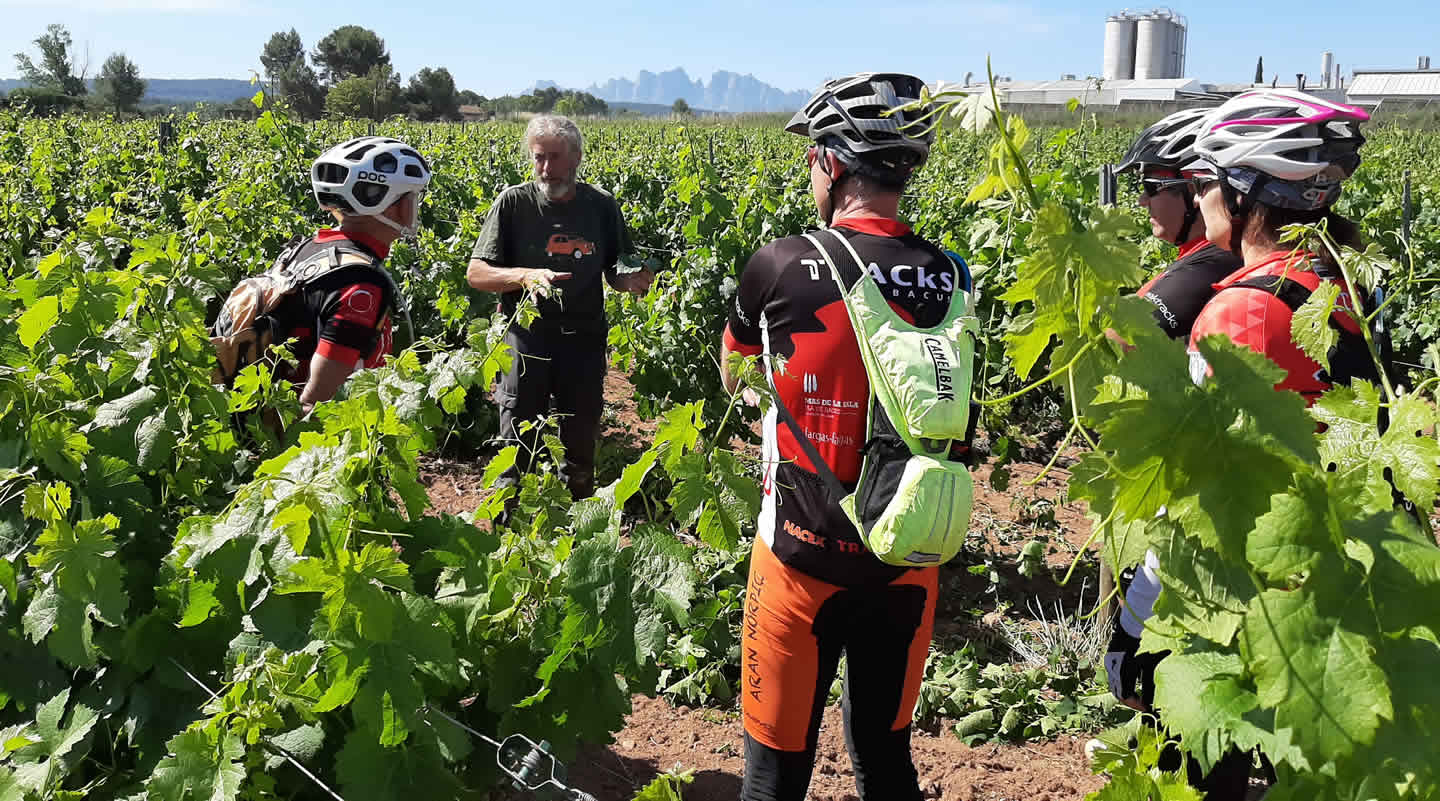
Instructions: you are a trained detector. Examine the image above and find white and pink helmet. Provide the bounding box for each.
[1193,89,1368,210]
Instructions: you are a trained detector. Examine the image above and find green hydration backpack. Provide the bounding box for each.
[776,228,981,567]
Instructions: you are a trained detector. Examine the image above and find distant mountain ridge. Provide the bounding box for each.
[527,69,809,113]
[0,77,257,105]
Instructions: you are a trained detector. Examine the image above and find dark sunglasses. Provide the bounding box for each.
[1140,176,1193,197]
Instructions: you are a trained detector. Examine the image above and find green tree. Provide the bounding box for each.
[312,26,389,86]
[405,66,460,121]
[14,23,87,96]
[94,53,146,113]
[260,29,324,119]
[671,97,691,115]
[325,64,401,120]
[457,89,484,106]
[1254,57,1264,85]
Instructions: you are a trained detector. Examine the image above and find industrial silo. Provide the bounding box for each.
[1134,13,1170,79]
[1103,14,1138,80]
[1168,15,1187,78]
[1321,51,1334,88]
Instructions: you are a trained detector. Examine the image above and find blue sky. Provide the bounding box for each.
[0,0,1431,97]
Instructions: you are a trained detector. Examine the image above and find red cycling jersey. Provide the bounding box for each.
[1187,250,1361,404]
[283,230,395,384]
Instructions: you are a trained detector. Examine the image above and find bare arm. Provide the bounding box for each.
[607,266,655,296]
[719,340,741,394]
[299,352,358,414]
[466,258,570,294]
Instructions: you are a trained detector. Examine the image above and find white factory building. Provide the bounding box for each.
[935,10,1430,111]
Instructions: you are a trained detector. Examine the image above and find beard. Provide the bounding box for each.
[536,170,578,201]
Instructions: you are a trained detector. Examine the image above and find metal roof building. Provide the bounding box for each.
[940,77,1219,107]
[1347,68,1440,105]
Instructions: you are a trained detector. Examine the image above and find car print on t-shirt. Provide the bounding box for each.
[546,233,595,260]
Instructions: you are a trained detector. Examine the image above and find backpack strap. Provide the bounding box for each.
[1226,273,1381,386]
[289,243,414,346]
[771,395,850,502]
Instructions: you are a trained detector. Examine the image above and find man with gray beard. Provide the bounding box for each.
[467,114,653,504]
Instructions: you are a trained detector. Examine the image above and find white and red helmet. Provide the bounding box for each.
[311,137,432,234]
[1193,89,1367,210]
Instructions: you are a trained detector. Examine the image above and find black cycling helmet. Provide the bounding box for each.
[787,72,934,178]
[1113,108,1211,174]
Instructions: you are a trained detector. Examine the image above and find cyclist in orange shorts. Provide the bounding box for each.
[719,73,970,801]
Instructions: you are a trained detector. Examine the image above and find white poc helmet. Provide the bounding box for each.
[311,137,432,235]
[1193,89,1367,210]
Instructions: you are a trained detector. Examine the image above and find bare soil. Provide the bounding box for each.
[422,372,1124,800]
[563,696,1102,801]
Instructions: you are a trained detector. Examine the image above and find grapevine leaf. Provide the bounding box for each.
[351,641,421,746]
[10,688,99,793]
[335,727,457,801]
[1152,645,1258,772]
[653,401,703,470]
[1289,280,1341,370]
[1240,585,1392,765]
[263,725,324,771]
[631,770,695,801]
[30,418,90,484]
[613,446,658,508]
[566,534,632,623]
[146,728,246,801]
[1102,338,1313,561]
[480,445,517,489]
[23,515,126,666]
[1313,383,1440,511]
[1246,477,1337,583]
[629,525,697,663]
[18,295,60,350]
[1003,203,1144,343]
[89,386,159,430]
[1150,520,1253,646]
[1348,509,1440,635]
[135,411,176,472]
[1375,394,1440,510]
[176,580,220,627]
[0,768,19,801]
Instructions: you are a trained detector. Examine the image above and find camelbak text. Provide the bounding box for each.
[924,337,955,401]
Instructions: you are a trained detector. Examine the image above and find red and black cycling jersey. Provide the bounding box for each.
[1187,250,1362,404]
[1135,238,1242,340]
[723,218,961,587]
[277,229,395,385]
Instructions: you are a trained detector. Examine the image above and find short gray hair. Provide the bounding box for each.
[524,114,584,161]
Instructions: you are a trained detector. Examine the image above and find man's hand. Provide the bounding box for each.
[522,268,571,299]
[611,268,655,297]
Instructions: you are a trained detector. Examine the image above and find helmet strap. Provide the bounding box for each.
[818,145,849,227]
[1174,193,1199,245]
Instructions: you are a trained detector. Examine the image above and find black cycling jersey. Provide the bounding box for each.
[723,217,961,587]
[1136,239,1242,340]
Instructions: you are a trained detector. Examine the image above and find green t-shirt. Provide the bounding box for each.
[471,181,634,334]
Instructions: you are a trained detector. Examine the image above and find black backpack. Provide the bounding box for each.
[210,236,403,387]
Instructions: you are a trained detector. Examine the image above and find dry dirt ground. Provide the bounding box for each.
[422,373,1117,800]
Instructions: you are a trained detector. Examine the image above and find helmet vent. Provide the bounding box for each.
[354,182,387,207]
[373,152,398,174]
[314,163,349,184]
[316,191,354,213]
[404,164,424,178]
[345,144,376,162]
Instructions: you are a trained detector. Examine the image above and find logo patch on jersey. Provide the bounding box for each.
[923,336,955,401]
[346,289,376,315]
